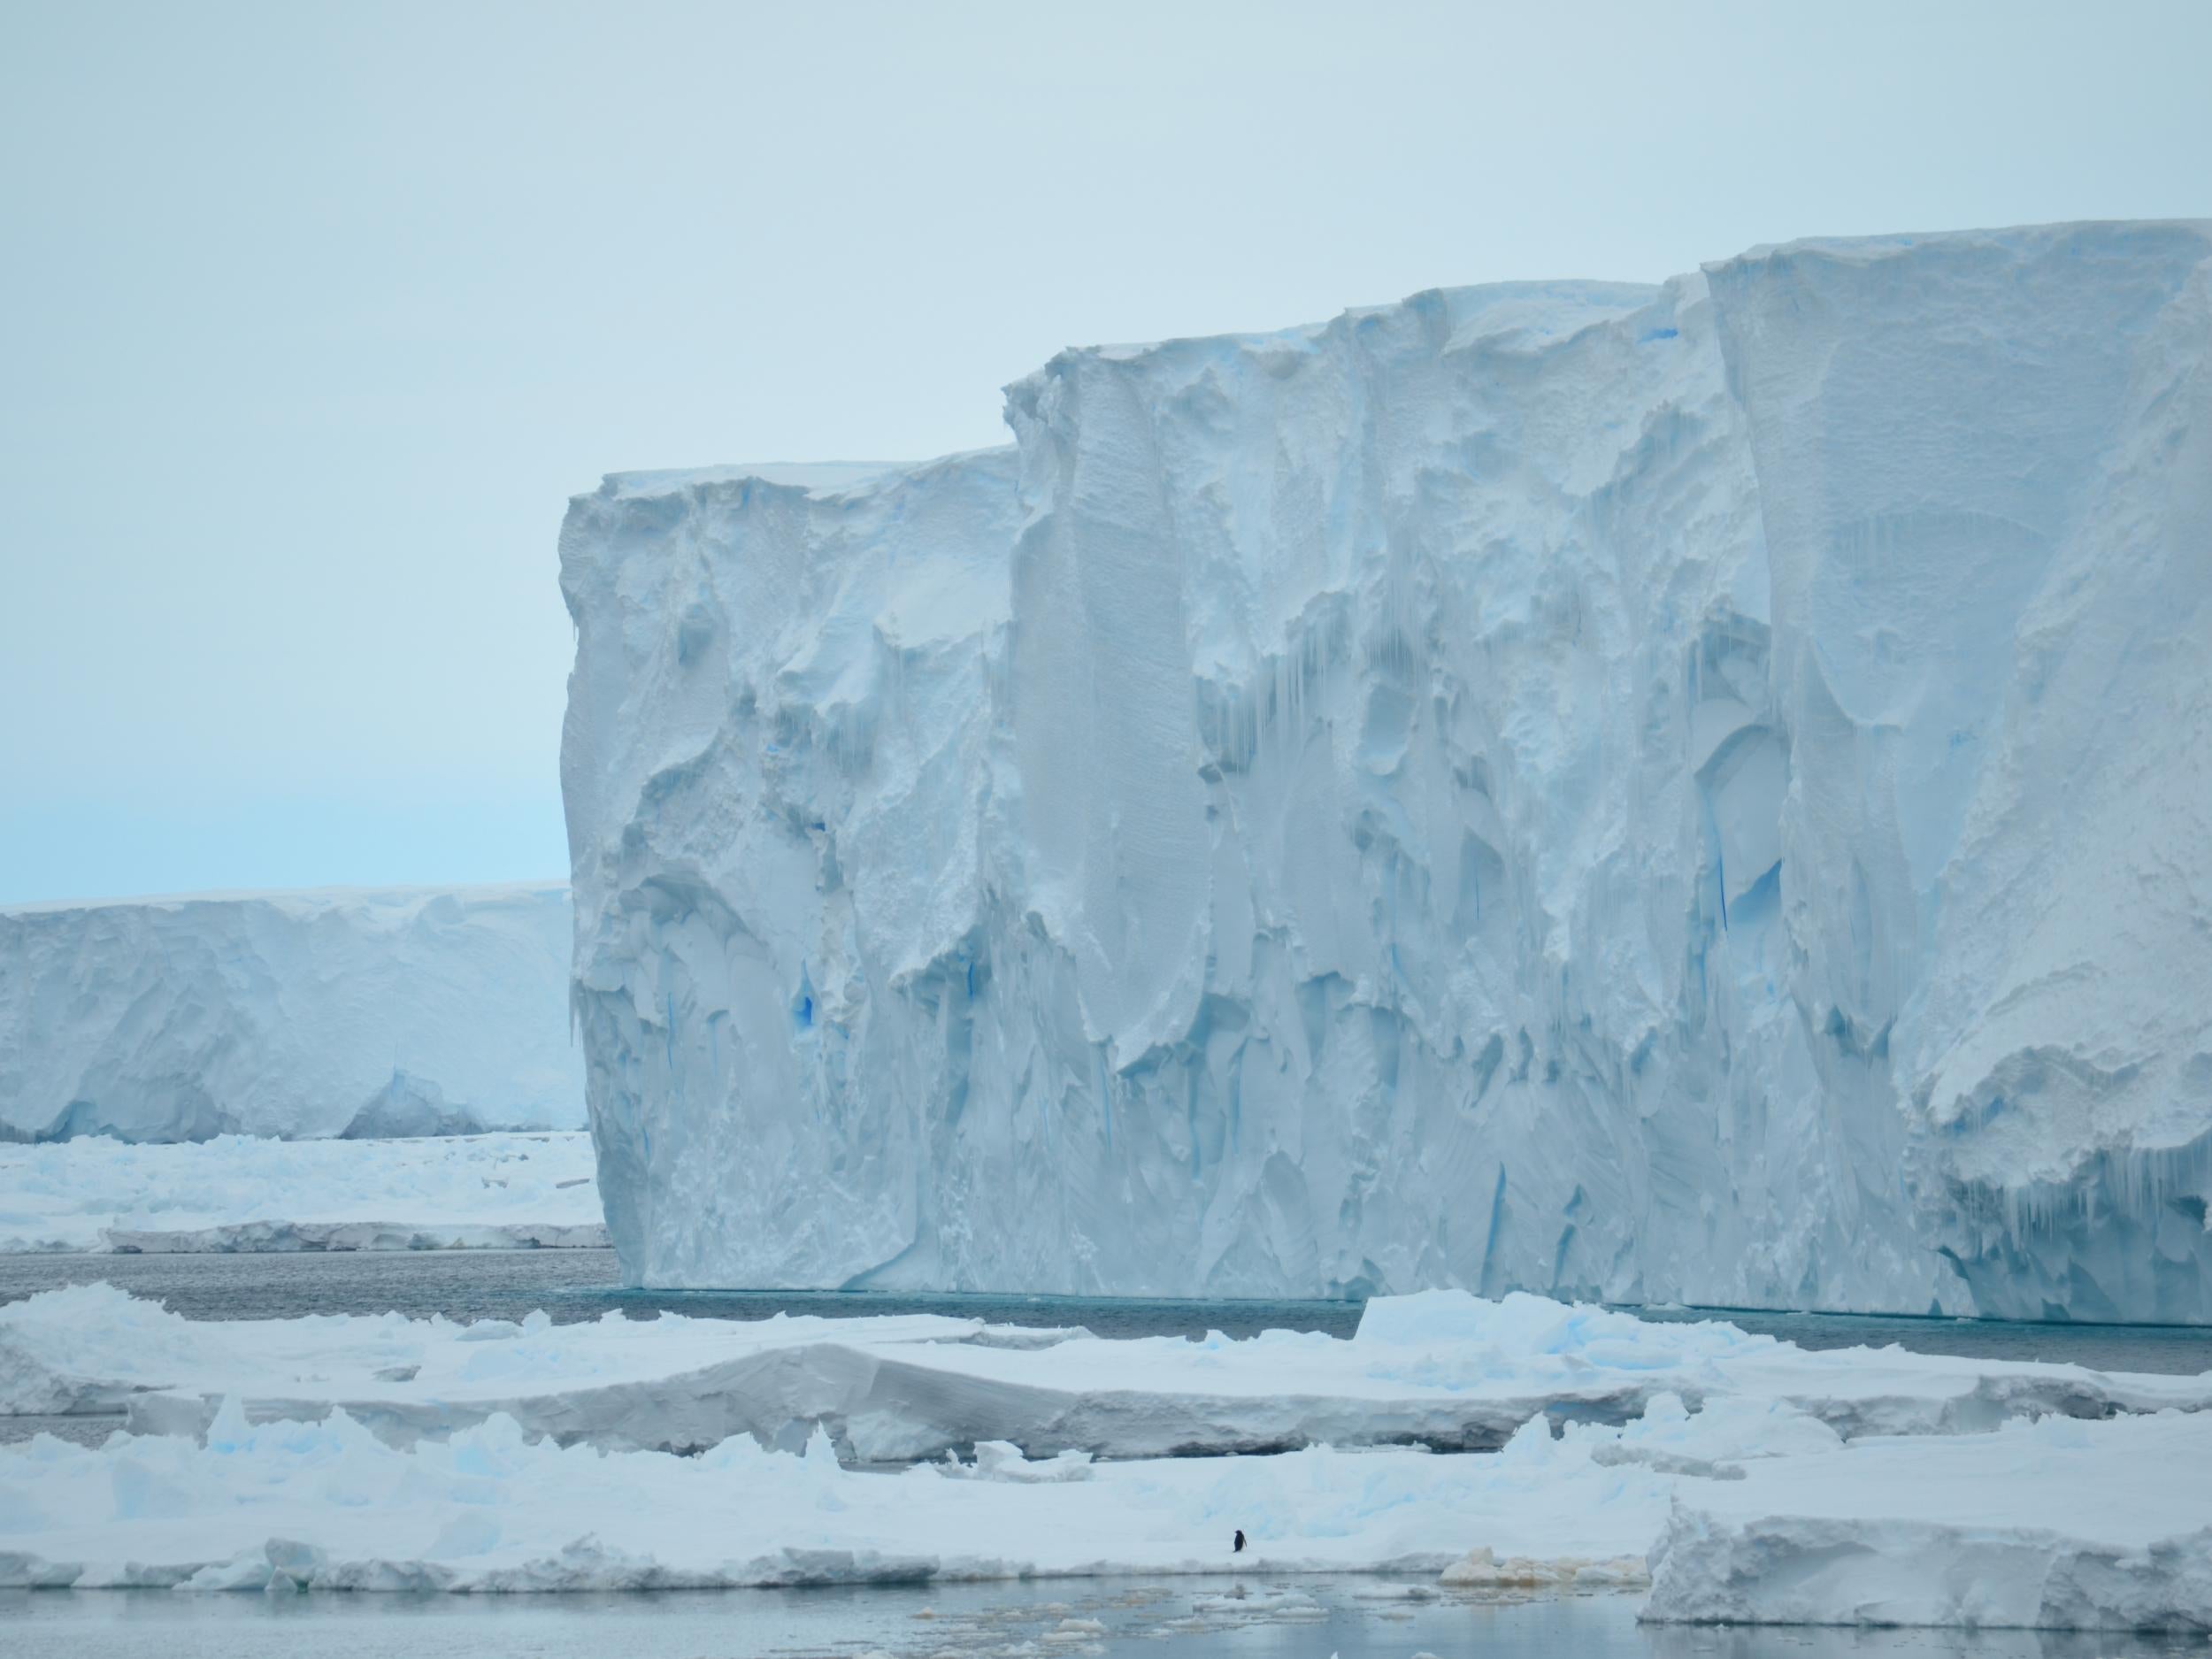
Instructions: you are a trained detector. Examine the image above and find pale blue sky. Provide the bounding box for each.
[4,0,2207,903]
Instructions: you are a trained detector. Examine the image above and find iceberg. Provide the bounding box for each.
[0,883,583,1141]
[560,221,2212,1315]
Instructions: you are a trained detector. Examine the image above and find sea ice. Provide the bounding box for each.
[1644,1411,2212,1631]
[8,1286,2206,1461]
[7,1290,2209,1629]
[0,1131,602,1254]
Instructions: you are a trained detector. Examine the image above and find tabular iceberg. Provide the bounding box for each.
[0,884,584,1141]
[562,221,2212,1317]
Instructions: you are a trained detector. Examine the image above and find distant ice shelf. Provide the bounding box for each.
[0,1131,603,1254]
[0,883,584,1142]
[561,220,2212,1317]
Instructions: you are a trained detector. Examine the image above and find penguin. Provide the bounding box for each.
[1233,1529,1247,1554]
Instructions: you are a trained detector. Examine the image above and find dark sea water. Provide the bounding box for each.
[5,1578,2208,1659]
[4,1247,2210,1373]
[0,1248,1360,1339]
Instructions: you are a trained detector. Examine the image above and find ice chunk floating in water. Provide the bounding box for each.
[561,221,2212,1317]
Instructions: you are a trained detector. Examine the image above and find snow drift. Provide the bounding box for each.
[0,884,584,1141]
[561,221,2212,1315]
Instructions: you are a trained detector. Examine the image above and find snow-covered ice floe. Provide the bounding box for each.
[1643,1413,2212,1632]
[0,1132,603,1254]
[0,1406,1655,1593]
[4,1290,2212,1628]
[7,1286,2206,1457]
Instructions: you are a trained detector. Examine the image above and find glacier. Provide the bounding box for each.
[0,883,583,1141]
[561,220,2212,1317]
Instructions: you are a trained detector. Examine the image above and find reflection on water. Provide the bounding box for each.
[4,1580,2207,1659]
[0,1249,1360,1339]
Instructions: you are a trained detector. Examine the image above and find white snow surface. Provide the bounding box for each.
[1643,1412,2212,1631]
[0,883,584,1141]
[4,1289,2211,1629]
[0,1406,1661,1594]
[560,221,2212,1317]
[6,1285,2208,1462]
[0,1132,603,1254]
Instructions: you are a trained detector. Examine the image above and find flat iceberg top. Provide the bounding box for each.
[1047,277,1664,378]
[1716,215,2212,270]
[589,447,1018,506]
[588,282,1669,516]
[1,878,566,920]
[596,459,905,501]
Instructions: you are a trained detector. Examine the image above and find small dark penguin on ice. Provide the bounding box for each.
[1233,1529,1247,1554]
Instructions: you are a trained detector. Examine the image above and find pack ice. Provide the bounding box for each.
[562,221,2212,1317]
[0,884,583,1141]
[8,1287,2212,1629]
[0,1131,602,1253]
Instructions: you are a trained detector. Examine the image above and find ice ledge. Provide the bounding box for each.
[1645,1413,2212,1631]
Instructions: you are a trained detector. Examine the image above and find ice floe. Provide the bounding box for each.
[0,1132,603,1254]
[11,1284,2203,1460]
[4,1288,2212,1628]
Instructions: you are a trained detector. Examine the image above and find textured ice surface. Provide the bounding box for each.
[0,1131,601,1253]
[561,222,2212,1313]
[0,1409,1640,1594]
[10,1286,2206,1462]
[6,1290,2212,1628]
[1644,1412,2212,1631]
[0,883,582,1141]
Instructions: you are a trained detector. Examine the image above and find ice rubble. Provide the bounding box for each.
[4,1290,2211,1630]
[0,1131,602,1254]
[560,220,2212,1317]
[0,884,582,1142]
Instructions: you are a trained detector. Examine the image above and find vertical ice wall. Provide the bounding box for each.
[0,883,584,1141]
[1708,226,2212,1319]
[562,222,2212,1316]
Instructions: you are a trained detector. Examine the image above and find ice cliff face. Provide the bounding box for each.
[0,884,584,1141]
[562,222,2212,1317]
